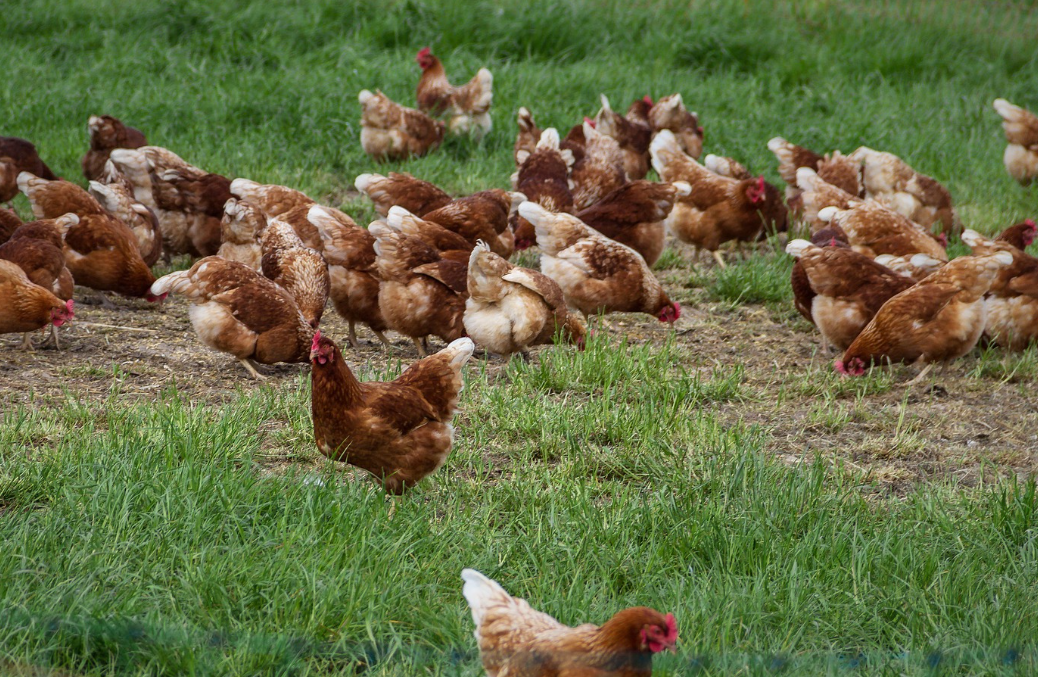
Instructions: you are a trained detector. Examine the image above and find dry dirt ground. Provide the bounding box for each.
[2,244,1036,493]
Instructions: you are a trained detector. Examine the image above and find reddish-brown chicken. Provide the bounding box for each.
[872,253,945,282]
[993,99,1038,186]
[81,115,147,181]
[387,206,473,263]
[261,218,330,328]
[849,146,957,233]
[310,332,474,494]
[570,120,627,211]
[595,95,652,180]
[520,202,679,322]
[818,203,948,261]
[464,241,586,357]
[0,259,73,350]
[369,221,468,355]
[651,130,779,267]
[415,47,493,136]
[647,93,703,159]
[0,137,58,203]
[420,189,519,259]
[88,179,163,266]
[151,257,314,378]
[513,107,542,166]
[229,178,314,217]
[787,238,914,352]
[461,568,678,677]
[795,167,861,231]
[217,198,266,271]
[359,89,445,161]
[962,225,1038,350]
[354,172,452,218]
[0,208,23,244]
[575,180,689,266]
[512,128,575,250]
[836,251,1014,379]
[17,173,160,300]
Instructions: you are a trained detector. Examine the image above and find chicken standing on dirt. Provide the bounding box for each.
[520,202,679,323]
[464,241,586,357]
[150,257,314,379]
[310,331,474,494]
[81,115,147,181]
[359,89,445,161]
[836,251,1015,381]
[415,47,493,137]
[992,99,1038,186]
[0,259,73,351]
[461,568,678,677]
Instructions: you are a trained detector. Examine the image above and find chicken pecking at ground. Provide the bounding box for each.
[461,568,678,677]
[151,256,314,379]
[520,202,679,323]
[354,172,452,218]
[0,259,74,351]
[464,241,586,357]
[260,218,330,329]
[87,179,163,266]
[415,47,493,137]
[310,332,474,494]
[81,115,147,182]
[836,251,1015,381]
[359,89,446,161]
[993,99,1038,186]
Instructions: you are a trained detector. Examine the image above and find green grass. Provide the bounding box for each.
[3,0,1038,675]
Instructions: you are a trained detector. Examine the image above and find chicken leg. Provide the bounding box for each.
[712,250,728,268]
[347,320,360,350]
[906,362,935,386]
[19,333,34,351]
[371,328,392,348]
[412,337,427,358]
[239,358,267,380]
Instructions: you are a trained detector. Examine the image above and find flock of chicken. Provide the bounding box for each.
[3,46,1038,675]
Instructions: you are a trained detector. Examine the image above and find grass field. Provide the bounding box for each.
[2,0,1038,675]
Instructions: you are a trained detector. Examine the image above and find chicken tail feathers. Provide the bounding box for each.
[461,569,512,628]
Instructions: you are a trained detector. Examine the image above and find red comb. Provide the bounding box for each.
[583,117,596,128]
[1026,219,1036,227]
[664,613,678,641]
[643,95,654,105]
[311,331,321,353]
[417,47,431,58]
[757,175,766,190]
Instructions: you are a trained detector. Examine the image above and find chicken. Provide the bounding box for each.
[995,218,1037,250]
[461,568,678,677]
[650,130,779,266]
[261,218,330,328]
[306,205,389,349]
[0,137,58,204]
[0,208,23,244]
[647,93,703,159]
[768,137,823,198]
[703,155,789,236]
[513,107,542,166]
[369,221,468,356]
[817,203,948,261]
[575,180,689,266]
[795,167,860,231]
[993,99,1038,186]
[359,89,445,161]
[151,257,314,378]
[17,173,160,300]
[768,139,863,217]
[570,120,627,211]
[520,202,679,322]
[835,251,1015,379]
[464,241,586,356]
[703,154,751,180]
[0,259,74,350]
[561,123,588,165]
[789,228,848,325]
[228,178,314,218]
[873,253,945,282]
[354,172,452,218]
[81,115,147,181]
[962,226,1038,351]
[420,189,520,259]
[87,180,163,266]
[310,332,473,494]
[595,95,652,180]
[217,198,266,270]
[786,239,915,353]
[387,206,473,263]
[108,146,224,258]
[415,47,493,137]
[848,146,957,233]
[0,216,76,349]
[625,96,654,128]
[512,128,575,250]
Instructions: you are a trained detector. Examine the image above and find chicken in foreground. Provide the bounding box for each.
[354,172,452,218]
[836,251,1015,380]
[992,99,1038,186]
[82,115,147,181]
[310,332,474,494]
[359,89,445,161]
[415,47,493,137]
[464,241,586,357]
[260,218,330,328]
[0,137,58,204]
[150,257,314,378]
[18,173,161,301]
[0,259,74,350]
[786,238,914,353]
[461,568,678,677]
[520,202,680,323]
[369,221,468,356]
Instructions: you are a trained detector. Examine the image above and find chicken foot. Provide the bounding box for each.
[239,358,267,380]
